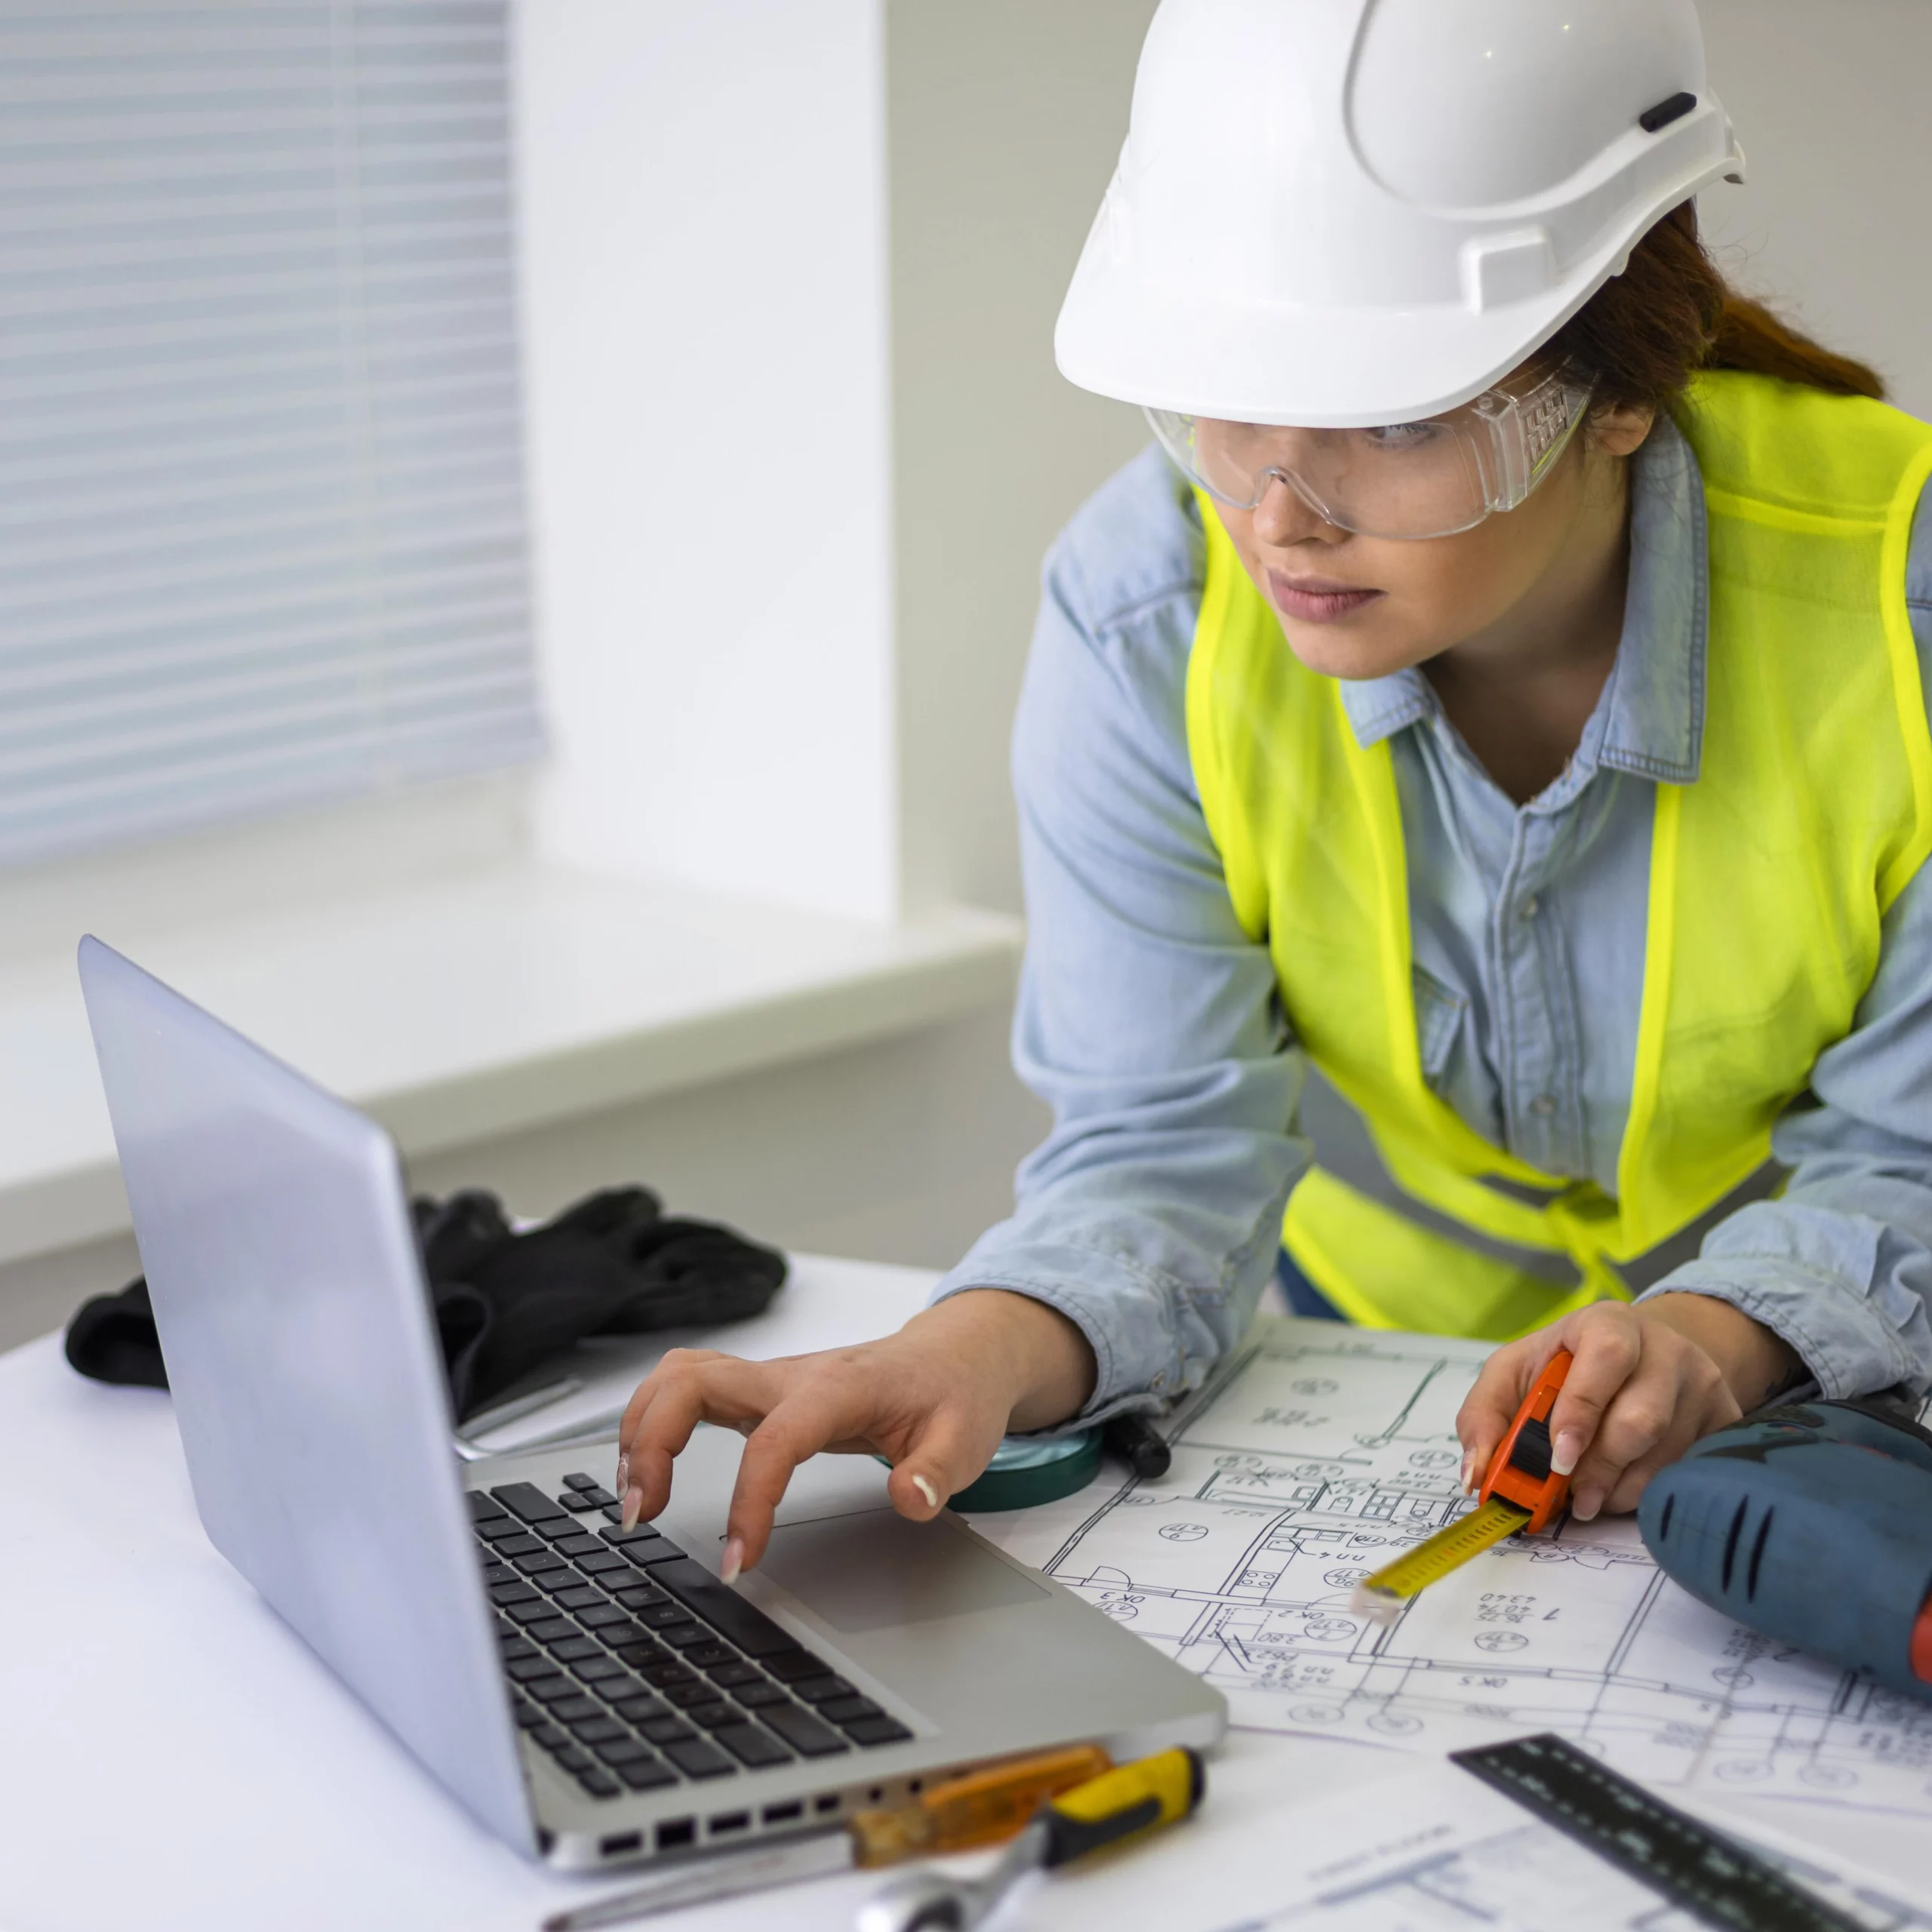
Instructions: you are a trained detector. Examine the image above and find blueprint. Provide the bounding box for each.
[968,1318,1932,1823]
[1194,1762,1932,1932]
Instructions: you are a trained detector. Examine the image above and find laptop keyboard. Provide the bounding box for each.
[471,1476,914,1802]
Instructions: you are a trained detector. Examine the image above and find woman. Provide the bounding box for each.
[616,0,1932,1580]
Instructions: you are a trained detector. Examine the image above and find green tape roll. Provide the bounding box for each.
[948,1429,1103,1512]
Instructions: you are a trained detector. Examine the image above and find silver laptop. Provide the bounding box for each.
[78,936,1223,1870]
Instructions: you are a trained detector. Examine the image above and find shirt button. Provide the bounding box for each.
[1531,1094,1556,1118]
[1520,896,1540,921]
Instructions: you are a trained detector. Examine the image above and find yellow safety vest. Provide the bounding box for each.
[1186,373,1932,1340]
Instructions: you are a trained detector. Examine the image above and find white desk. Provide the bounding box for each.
[1,1257,1917,1931]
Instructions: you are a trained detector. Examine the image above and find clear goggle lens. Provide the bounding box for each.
[1146,370,1593,540]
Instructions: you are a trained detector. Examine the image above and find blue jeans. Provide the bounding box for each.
[1276,1247,1347,1321]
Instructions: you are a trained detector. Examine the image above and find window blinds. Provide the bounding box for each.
[0,2,543,870]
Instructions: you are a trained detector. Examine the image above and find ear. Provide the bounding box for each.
[1589,402,1656,460]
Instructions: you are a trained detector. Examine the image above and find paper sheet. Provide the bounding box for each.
[968,1318,1932,1826]
[1190,1760,1932,1931]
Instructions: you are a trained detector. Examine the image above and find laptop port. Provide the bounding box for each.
[709,1811,750,1835]
[598,1831,642,1858]
[814,1795,841,1814]
[761,1802,804,1824]
[656,1819,696,1852]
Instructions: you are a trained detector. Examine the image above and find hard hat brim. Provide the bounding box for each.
[1054,166,1734,430]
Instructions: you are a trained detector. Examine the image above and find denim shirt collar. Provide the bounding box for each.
[1337,417,1709,789]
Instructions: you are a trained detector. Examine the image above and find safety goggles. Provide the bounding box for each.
[1146,368,1594,541]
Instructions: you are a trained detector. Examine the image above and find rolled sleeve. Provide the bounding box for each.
[930,448,1308,1425]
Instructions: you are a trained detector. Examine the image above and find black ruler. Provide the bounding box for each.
[1450,1734,1864,1932]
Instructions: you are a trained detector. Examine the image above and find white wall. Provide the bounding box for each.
[887,0,1160,917]
[517,2,900,921]
[1697,0,1932,417]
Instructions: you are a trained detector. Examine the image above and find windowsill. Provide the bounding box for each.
[0,854,1023,1269]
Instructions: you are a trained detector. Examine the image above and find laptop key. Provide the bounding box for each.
[792,1675,856,1704]
[704,1661,764,1688]
[688,1701,741,1730]
[612,1641,661,1669]
[613,1695,670,1723]
[574,1657,627,1685]
[570,1718,628,1746]
[641,1662,697,1690]
[578,1552,632,1577]
[560,1492,602,1513]
[494,1534,543,1560]
[562,1472,601,1491]
[553,1534,605,1558]
[595,1622,653,1651]
[577,1769,622,1798]
[550,1694,604,1722]
[513,1703,546,1729]
[661,1739,737,1780]
[491,1583,542,1608]
[528,1676,583,1705]
[549,1636,603,1663]
[527,1617,582,1644]
[732,1680,789,1709]
[639,1716,697,1746]
[638,1602,696,1631]
[551,1586,605,1612]
[712,1722,793,1769]
[592,1737,654,1767]
[505,1657,556,1683]
[618,1757,679,1792]
[663,1681,716,1708]
[820,1695,885,1726]
[657,1623,713,1652]
[491,1482,574,1526]
[649,1560,801,1660]
[465,1491,500,1519]
[844,1716,915,1747]
[685,1641,737,1669]
[475,1518,523,1543]
[609,1585,668,1611]
[552,1746,592,1773]
[762,1647,835,1682]
[759,1704,849,1758]
[506,1600,565,1626]
[601,1523,663,1548]
[531,1723,569,1749]
[576,1603,632,1629]
[575,1487,618,1509]
[500,1637,540,1663]
[513,1549,571,1577]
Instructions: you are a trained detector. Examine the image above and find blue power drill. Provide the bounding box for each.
[1638,1395,1932,1700]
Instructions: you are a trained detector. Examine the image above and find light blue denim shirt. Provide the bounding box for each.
[936,420,1932,1420]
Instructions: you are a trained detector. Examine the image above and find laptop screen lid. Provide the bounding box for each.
[78,937,534,1854]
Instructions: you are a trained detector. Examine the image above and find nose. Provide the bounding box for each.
[1252,471,1340,548]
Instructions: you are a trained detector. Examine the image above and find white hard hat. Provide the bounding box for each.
[1055,0,1745,429]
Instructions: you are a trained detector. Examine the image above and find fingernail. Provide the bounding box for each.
[719,1537,744,1585]
[1572,1487,1600,1522]
[620,1486,643,1531]
[1460,1451,1477,1493]
[1551,1430,1586,1478]
[614,1456,629,1493]
[912,1474,940,1512]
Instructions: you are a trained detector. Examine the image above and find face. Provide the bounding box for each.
[1210,402,1655,681]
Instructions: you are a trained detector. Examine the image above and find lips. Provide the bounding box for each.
[1267,571,1383,626]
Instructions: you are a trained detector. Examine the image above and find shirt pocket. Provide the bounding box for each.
[1412,962,1468,1097]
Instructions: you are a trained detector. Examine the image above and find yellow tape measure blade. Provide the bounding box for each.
[1349,1499,1530,1624]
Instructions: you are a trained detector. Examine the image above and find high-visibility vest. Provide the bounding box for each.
[1186,373,1932,1339]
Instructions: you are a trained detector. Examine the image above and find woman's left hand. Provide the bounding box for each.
[1456,1294,1802,1521]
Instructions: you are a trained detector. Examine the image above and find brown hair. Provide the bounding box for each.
[1543,202,1886,417]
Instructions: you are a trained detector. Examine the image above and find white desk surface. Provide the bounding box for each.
[2,1255,1920,1932]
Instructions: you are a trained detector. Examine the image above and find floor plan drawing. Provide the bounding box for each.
[969,1318,1932,1823]
[1192,1763,1932,1932]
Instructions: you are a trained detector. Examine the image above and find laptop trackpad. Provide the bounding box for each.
[758,1510,1047,1632]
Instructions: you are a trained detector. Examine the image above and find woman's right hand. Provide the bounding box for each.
[613,1287,1097,1583]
